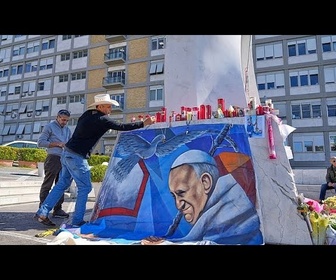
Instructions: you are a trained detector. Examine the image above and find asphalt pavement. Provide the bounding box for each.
[0,166,95,245]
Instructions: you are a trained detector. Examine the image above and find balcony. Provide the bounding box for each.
[104,51,126,66]
[105,35,127,43]
[102,76,125,89]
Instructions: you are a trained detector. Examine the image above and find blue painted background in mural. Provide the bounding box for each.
[89,122,264,245]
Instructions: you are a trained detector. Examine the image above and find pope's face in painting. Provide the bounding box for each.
[168,164,213,225]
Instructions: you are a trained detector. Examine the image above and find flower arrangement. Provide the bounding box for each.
[297,194,336,245]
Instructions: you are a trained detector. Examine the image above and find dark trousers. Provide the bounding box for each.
[319,183,336,201]
[39,154,64,211]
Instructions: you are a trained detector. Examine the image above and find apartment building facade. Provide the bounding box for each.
[252,35,336,169]
[0,35,165,155]
[0,35,100,148]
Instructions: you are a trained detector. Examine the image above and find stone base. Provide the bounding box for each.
[0,160,13,167]
[18,161,37,168]
[92,182,102,198]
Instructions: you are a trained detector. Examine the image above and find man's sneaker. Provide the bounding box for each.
[33,214,56,227]
[52,209,69,219]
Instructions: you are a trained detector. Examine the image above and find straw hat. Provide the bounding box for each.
[88,94,119,108]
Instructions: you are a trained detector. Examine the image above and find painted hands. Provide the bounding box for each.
[140,236,165,245]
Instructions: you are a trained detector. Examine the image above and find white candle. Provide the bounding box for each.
[249,97,256,110]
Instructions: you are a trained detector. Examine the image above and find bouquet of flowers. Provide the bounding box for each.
[308,211,330,245]
[322,196,336,214]
[297,195,329,245]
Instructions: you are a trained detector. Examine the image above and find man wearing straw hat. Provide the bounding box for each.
[34,93,156,227]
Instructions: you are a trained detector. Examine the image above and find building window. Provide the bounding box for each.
[57,96,67,104]
[289,69,319,87]
[110,94,124,109]
[321,35,336,52]
[151,36,166,50]
[12,44,25,56]
[150,87,163,101]
[107,71,125,84]
[73,49,88,59]
[61,53,70,61]
[41,38,55,50]
[324,66,336,84]
[62,35,72,40]
[23,81,36,95]
[10,64,23,75]
[106,47,126,60]
[37,79,51,91]
[1,125,10,136]
[0,86,6,97]
[59,74,69,82]
[0,68,9,77]
[14,86,21,95]
[39,58,53,71]
[291,103,321,119]
[8,85,19,96]
[149,61,164,75]
[33,122,41,133]
[330,136,336,151]
[25,61,38,73]
[312,104,321,118]
[287,37,316,57]
[26,40,40,54]
[293,134,324,153]
[327,104,336,117]
[71,71,86,81]
[69,94,84,103]
[291,105,301,119]
[304,141,313,152]
[257,72,284,91]
[256,42,283,61]
[70,118,79,126]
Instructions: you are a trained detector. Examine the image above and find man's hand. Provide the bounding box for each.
[50,142,65,148]
[143,116,156,127]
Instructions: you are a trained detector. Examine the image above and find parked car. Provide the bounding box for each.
[1,140,39,149]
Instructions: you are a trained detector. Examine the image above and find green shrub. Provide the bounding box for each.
[90,164,108,182]
[17,148,47,162]
[0,146,18,160]
[88,154,110,166]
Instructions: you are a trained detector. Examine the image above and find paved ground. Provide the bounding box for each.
[0,166,95,245]
[0,199,95,245]
[0,166,44,183]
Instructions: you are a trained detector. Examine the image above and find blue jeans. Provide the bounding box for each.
[36,149,92,225]
[319,183,335,201]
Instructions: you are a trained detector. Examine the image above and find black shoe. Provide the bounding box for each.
[52,209,69,219]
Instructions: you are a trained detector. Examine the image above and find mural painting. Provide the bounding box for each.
[88,121,264,245]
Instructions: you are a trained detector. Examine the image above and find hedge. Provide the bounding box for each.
[0,146,18,160]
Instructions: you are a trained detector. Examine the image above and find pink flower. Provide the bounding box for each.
[304,198,324,213]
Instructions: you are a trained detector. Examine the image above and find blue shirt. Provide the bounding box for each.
[37,120,72,156]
